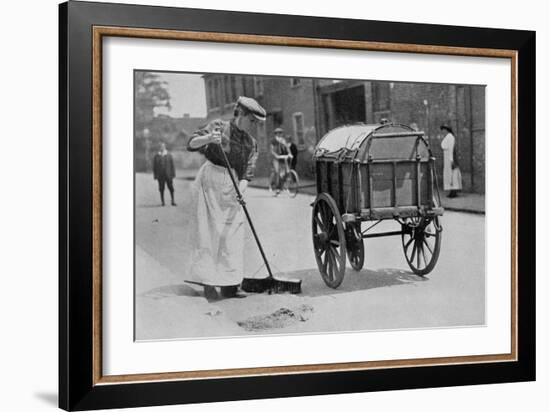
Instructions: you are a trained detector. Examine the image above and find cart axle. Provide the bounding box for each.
[362,230,403,239]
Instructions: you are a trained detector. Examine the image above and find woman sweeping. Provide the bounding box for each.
[440,124,462,198]
[186,96,266,301]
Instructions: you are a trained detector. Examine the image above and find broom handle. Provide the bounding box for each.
[217,142,274,279]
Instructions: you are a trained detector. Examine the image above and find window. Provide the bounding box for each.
[272,110,283,128]
[207,79,216,109]
[241,77,251,97]
[373,82,391,112]
[230,77,238,101]
[212,79,218,107]
[224,76,232,104]
[256,121,266,149]
[254,76,264,97]
[215,78,224,108]
[290,78,301,87]
[293,112,305,146]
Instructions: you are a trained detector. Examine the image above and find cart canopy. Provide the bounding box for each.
[314,123,431,161]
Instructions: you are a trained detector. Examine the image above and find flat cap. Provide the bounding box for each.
[236,96,266,121]
[274,127,284,133]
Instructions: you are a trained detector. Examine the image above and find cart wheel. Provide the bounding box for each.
[346,224,364,271]
[312,193,347,288]
[284,170,299,198]
[401,216,442,275]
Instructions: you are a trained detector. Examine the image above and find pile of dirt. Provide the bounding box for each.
[237,304,314,332]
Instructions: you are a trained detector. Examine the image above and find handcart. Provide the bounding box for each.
[312,122,444,288]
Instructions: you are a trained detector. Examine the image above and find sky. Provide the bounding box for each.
[154,72,207,118]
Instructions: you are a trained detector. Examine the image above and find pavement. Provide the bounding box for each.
[247,177,485,214]
[177,170,485,214]
[137,171,485,340]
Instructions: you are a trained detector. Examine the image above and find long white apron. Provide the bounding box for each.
[441,133,463,191]
[185,160,245,286]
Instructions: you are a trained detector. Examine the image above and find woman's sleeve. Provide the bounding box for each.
[187,128,208,152]
[243,140,259,181]
[187,119,226,152]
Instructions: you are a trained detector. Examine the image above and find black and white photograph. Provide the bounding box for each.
[134,71,486,340]
[0,0,543,409]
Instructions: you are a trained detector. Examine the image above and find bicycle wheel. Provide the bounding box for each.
[284,170,299,198]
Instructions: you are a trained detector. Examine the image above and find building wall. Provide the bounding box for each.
[470,86,486,193]
[259,77,320,178]
[365,82,486,194]
[201,74,485,193]
[203,74,324,179]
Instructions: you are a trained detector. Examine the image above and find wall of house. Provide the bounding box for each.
[258,77,319,178]
[203,74,323,180]
[366,82,486,193]
[202,75,485,192]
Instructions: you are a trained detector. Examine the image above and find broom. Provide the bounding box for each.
[217,141,302,294]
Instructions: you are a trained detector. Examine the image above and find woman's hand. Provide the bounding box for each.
[210,128,222,145]
[238,180,248,194]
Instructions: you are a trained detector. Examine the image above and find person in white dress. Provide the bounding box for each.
[185,96,266,301]
[440,125,462,198]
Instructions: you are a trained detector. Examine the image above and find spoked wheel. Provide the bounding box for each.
[284,170,299,198]
[346,223,364,271]
[401,216,442,276]
[312,193,347,288]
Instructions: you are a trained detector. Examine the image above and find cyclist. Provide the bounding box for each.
[270,127,293,193]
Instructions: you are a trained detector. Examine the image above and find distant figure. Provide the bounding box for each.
[153,142,176,206]
[270,128,292,191]
[287,135,298,170]
[440,125,462,198]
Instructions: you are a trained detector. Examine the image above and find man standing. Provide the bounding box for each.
[270,127,292,193]
[153,142,176,206]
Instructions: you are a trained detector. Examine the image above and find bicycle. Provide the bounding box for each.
[268,156,299,198]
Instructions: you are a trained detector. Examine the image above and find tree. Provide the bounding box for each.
[135,72,171,134]
[135,72,171,171]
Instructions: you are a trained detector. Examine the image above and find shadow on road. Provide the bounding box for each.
[139,268,427,301]
[141,283,201,299]
[278,267,428,298]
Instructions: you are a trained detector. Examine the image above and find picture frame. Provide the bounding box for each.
[59,1,535,410]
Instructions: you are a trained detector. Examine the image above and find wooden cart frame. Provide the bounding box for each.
[312,122,444,288]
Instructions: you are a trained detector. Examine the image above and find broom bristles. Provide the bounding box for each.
[272,277,302,294]
[241,276,302,294]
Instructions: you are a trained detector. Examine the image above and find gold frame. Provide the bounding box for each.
[92,26,518,386]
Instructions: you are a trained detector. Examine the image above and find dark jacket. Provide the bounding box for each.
[289,142,298,169]
[153,152,175,180]
[187,119,258,181]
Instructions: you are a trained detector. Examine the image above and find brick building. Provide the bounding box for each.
[202,74,485,193]
[202,74,332,178]
[318,81,485,193]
